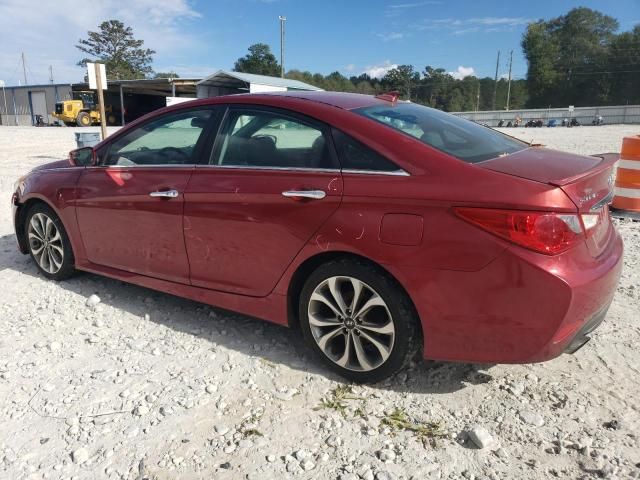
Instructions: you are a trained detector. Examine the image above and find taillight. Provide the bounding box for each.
[581,206,609,237]
[454,208,588,255]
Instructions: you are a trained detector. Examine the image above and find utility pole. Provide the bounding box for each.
[475,82,480,112]
[279,16,286,78]
[491,50,500,111]
[49,65,54,84]
[505,50,513,111]
[21,52,28,85]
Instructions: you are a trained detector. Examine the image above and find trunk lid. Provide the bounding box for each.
[480,148,619,257]
[480,147,607,186]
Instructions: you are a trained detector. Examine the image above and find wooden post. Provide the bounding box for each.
[95,63,107,140]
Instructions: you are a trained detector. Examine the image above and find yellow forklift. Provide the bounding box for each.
[52,91,118,127]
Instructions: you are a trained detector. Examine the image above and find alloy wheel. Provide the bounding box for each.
[307,276,395,372]
[28,212,64,274]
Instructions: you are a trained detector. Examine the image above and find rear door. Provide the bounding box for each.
[183,106,343,296]
[75,106,219,284]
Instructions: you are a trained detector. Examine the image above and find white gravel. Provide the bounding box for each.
[0,125,639,479]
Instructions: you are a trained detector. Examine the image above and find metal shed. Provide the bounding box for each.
[0,78,199,126]
[197,70,323,98]
[0,84,72,126]
[72,78,199,125]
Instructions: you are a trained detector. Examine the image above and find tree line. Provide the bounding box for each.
[76,7,639,112]
[522,7,640,108]
[233,43,528,112]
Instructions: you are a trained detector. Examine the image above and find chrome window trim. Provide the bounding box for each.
[83,164,410,175]
[195,164,410,176]
[29,166,85,172]
[87,164,197,169]
[341,168,410,177]
[197,164,341,174]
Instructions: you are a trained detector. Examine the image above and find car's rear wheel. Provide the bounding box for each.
[299,259,420,383]
[25,204,76,280]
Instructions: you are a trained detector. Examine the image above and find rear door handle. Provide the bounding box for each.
[282,190,326,200]
[149,189,179,198]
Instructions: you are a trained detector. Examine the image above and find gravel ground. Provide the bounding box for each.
[0,124,639,480]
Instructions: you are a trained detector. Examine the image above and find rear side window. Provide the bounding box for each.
[354,103,526,163]
[213,109,335,169]
[332,129,400,172]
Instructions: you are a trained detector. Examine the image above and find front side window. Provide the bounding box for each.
[103,108,214,166]
[214,109,334,169]
[354,103,526,164]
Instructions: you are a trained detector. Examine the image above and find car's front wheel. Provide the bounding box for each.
[25,204,76,280]
[299,259,420,383]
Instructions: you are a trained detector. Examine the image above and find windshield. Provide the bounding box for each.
[354,103,526,163]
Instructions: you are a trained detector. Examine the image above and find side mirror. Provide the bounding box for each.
[69,147,95,167]
[191,116,209,128]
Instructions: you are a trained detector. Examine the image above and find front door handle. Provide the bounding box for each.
[149,189,179,198]
[282,190,326,200]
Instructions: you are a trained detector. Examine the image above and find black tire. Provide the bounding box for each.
[76,111,91,127]
[24,203,76,280]
[299,258,420,383]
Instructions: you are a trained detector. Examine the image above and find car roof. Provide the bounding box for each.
[204,91,393,111]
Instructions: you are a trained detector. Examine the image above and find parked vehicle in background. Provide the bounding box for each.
[525,119,544,127]
[52,91,119,127]
[12,92,623,382]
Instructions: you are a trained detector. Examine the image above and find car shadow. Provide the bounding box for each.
[0,233,494,394]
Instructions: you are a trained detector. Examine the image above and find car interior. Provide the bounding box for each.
[103,111,213,166]
[217,114,333,169]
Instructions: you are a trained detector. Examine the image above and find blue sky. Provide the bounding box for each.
[0,0,638,86]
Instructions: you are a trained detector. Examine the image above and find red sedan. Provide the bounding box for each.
[11,92,623,382]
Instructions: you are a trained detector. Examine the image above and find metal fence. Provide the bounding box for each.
[451,105,640,127]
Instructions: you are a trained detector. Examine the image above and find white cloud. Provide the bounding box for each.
[377,32,404,41]
[415,16,532,34]
[0,0,201,85]
[388,1,442,8]
[344,64,357,72]
[449,66,475,79]
[452,27,480,35]
[468,17,531,26]
[363,61,398,79]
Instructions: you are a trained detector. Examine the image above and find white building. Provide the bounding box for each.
[197,70,323,98]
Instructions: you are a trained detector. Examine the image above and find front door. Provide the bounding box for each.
[184,106,343,296]
[75,107,218,284]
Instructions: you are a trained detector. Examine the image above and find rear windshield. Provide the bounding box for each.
[354,103,526,163]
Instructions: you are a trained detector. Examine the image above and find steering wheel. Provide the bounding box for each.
[158,147,190,163]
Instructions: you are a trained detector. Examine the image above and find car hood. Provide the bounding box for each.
[30,159,71,172]
[479,147,604,186]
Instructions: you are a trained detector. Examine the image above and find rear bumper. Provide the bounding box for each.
[393,226,623,364]
[564,300,610,354]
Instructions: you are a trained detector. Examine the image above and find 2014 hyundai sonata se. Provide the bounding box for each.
[12,91,623,382]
